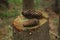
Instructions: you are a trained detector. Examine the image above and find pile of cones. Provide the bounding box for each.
[12,10,48,31]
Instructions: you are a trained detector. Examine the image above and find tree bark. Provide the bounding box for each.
[22,0,34,11]
[52,0,60,14]
[58,0,60,40]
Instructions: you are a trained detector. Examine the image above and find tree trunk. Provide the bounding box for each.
[22,0,34,11]
[52,0,60,14]
[58,0,60,40]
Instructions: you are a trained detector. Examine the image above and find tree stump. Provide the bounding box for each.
[13,21,50,40]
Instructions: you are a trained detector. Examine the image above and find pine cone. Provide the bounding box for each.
[22,10,43,19]
[23,19,39,27]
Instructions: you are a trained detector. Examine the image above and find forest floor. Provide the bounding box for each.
[49,11,59,40]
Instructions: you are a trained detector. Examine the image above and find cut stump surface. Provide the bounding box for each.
[12,10,48,31]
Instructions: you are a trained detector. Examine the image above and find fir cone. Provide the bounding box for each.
[23,19,39,27]
[22,10,43,19]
